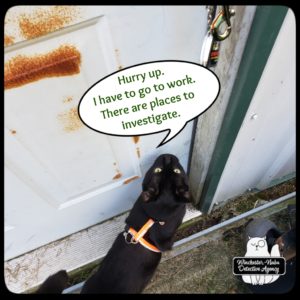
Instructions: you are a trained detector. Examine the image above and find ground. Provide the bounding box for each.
[144,209,291,293]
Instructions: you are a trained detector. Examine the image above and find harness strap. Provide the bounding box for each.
[128,228,160,253]
[125,219,161,253]
[133,219,155,242]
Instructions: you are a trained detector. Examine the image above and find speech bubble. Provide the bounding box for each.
[79,60,220,147]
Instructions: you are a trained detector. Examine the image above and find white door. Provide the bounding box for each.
[5,6,206,260]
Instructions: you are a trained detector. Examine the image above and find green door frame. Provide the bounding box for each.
[198,6,289,213]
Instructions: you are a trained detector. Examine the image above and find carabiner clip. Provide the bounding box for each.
[211,6,235,41]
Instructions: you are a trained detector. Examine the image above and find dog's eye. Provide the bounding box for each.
[173,168,181,174]
[154,167,162,173]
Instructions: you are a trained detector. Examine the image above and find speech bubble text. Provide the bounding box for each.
[79,61,220,147]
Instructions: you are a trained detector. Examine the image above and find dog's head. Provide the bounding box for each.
[124,154,191,251]
[141,154,190,203]
[140,154,190,220]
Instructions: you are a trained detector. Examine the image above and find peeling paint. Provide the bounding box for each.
[123,175,139,185]
[113,173,122,180]
[4,227,83,292]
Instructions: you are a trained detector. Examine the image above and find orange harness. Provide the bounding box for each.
[124,219,161,253]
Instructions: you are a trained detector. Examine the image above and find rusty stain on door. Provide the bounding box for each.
[18,6,81,40]
[113,173,122,180]
[132,136,140,144]
[4,45,81,90]
[112,163,122,180]
[114,49,123,70]
[136,147,141,158]
[57,107,83,132]
[4,35,15,46]
[62,96,73,103]
[123,176,139,185]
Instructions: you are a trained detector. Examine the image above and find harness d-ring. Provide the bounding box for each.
[123,231,138,244]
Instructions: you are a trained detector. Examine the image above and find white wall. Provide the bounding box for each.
[210,10,295,209]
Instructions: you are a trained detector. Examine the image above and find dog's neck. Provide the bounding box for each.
[125,197,152,230]
[124,191,186,253]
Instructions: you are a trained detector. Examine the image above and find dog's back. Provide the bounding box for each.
[81,233,161,293]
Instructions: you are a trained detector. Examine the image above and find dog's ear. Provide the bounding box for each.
[142,169,152,191]
[182,190,191,202]
[176,188,191,202]
[155,237,174,252]
[141,187,157,202]
[141,191,151,202]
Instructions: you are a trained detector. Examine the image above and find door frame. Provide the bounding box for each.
[189,6,289,213]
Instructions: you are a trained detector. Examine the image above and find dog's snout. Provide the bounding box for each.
[164,155,172,166]
[155,154,179,169]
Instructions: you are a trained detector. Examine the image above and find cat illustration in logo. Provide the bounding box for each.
[242,236,281,285]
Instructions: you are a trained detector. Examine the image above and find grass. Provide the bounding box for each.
[144,209,291,294]
[65,178,296,290]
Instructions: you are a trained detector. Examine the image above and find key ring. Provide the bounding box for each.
[200,6,235,67]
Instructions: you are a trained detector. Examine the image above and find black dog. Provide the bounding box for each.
[36,270,69,294]
[37,154,190,294]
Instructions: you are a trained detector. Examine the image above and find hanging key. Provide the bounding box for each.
[199,31,214,67]
[200,6,217,67]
